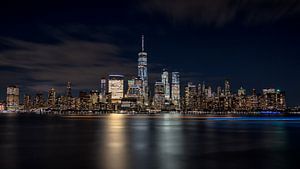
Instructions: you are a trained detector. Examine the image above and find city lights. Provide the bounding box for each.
[1,35,288,114]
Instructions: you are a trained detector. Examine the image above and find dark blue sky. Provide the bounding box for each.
[0,0,300,106]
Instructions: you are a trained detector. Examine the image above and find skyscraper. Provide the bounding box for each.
[224,80,232,110]
[79,91,90,110]
[66,81,72,98]
[238,87,246,96]
[184,82,197,110]
[64,81,72,109]
[90,90,100,108]
[217,86,222,97]
[100,78,106,102]
[225,80,231,96]
[171,72,180,109]
[108,75,124,103]
[275,89,286,110]
[161,69,170,101]
[236,87,246,111]
[207,86,212,98]
[153,81,165,110]
[127,78,135,94]
[138,35,148,106]
[34,92,45,108]
[48,88,56,108]
[6,85,19,111]
[100,78,106,96]
[261,88,286,110]
[24,94,31,110]
[249,89,258,110]
[127,77,142,100]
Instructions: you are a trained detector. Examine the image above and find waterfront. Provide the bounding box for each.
[1,114,300,169]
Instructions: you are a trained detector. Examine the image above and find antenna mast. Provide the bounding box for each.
[142,34,144,52]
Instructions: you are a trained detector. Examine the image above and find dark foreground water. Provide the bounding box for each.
[1,114,300,169]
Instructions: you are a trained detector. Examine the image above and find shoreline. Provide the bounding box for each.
[2,113,300,121]
[2,111,300,118]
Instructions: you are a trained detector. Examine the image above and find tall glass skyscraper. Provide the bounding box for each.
[138,35,148,105]
[161,69,170,101]
[100,78,106,102]
[100,78,106,96]
[171,72,180,109]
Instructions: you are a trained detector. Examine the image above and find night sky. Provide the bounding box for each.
[0,0,300,106]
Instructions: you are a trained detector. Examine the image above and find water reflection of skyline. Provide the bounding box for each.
[0,115,299,169]
[99,114,129,169]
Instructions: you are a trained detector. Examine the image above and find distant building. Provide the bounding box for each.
[48,88,56,108]
[261,88,286,110]
[161,69,170,101]
[238,87,246,96]
[66,82,72,98]
[121,97,138,110]
[206,86,212,98]
[171,72,180,109]
[127,78,135,91]
[90,90,100,109]
[225,80,231,96]
[64,82,73,109]
[134,77,143,88]
[6,85,19,111]
[235,87,247,111]
[246,89,258,111]
[224,80,232,110]
[138,35,149,106]
[276,90,286,110]
[0,102,5,111]
[261,88,277,110]
[216,86,222,97]
[79,91,90,110]
[108,75,124,103]
[100,78,106,103]
[153,81,165,110]
[34,93,45,108]
[127,78,142,98]
[184,82,197,111]
[23,94,32,110]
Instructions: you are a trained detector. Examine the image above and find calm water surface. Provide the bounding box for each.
[1,114,300,169]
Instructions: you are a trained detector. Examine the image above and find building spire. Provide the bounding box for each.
[142,34,144,52]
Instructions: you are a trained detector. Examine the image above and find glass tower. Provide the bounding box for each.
[161,69,170,101]
[171,72,180,109]
[138,35,148,106]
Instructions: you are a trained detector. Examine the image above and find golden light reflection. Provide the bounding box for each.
[157,115,183,169]
[98,114,129,169]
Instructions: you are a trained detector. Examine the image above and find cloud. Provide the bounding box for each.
[0,33,137,94]
[141,0,300,26]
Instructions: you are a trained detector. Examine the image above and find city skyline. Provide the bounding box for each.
[0,35,291,110]
[1,35,287,112]
[1,2,300,169]
[0,34,291,111]
[0,0,300,106]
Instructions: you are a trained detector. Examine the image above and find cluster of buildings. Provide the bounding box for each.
[181,81,286,111]
[0,35,287,113]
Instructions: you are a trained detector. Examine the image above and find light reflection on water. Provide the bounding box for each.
[98,114,128,169]
[0,114,300,169]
